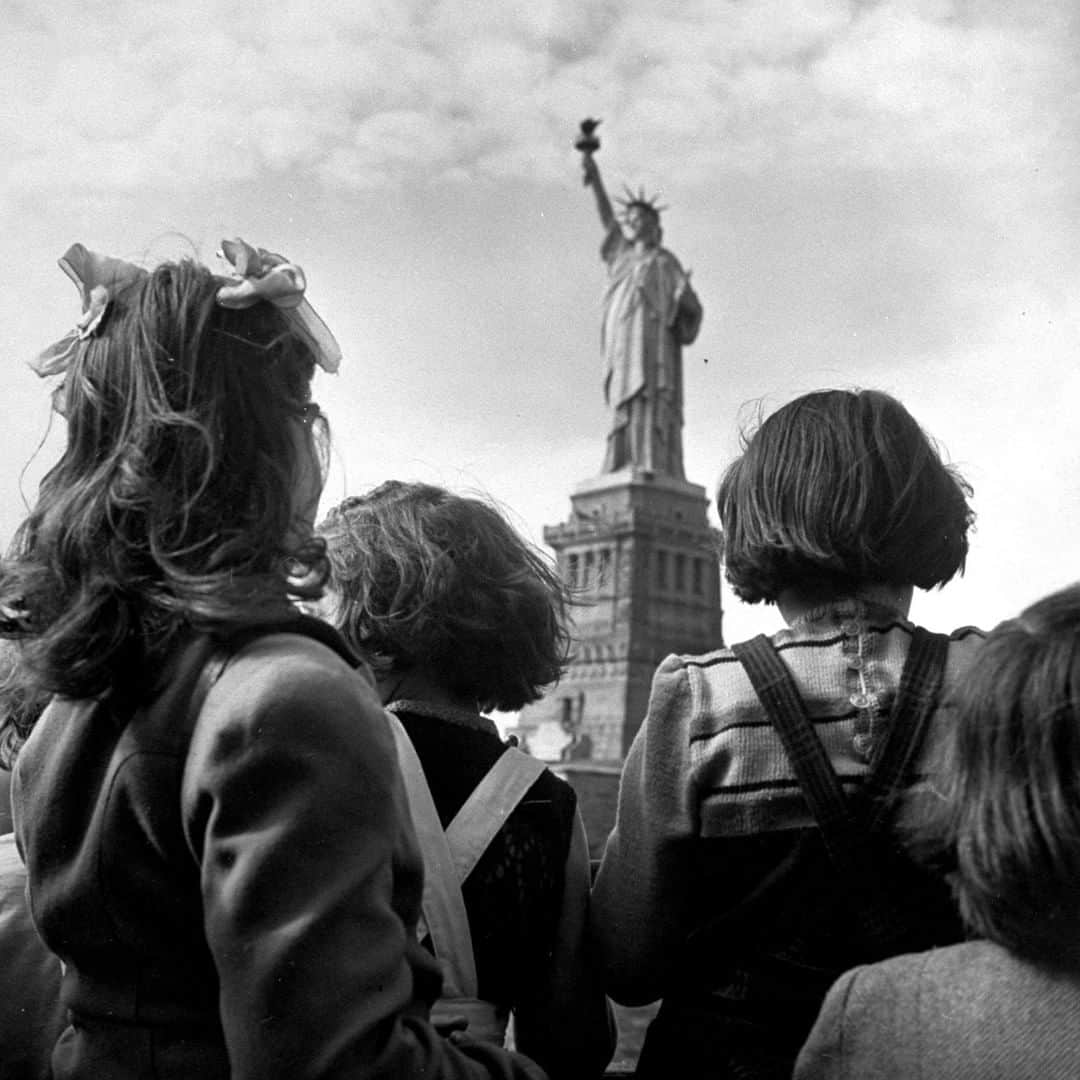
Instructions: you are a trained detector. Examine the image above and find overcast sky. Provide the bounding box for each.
[2,0,1078,644]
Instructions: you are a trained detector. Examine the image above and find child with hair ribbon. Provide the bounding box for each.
[0,241,546,1080]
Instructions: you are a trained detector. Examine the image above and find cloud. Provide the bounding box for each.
[3,0,1076,202]
[808,5,1078,183]
[3,0,1078,653]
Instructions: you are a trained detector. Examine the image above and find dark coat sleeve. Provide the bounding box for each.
[0,833,66,1080]
[181,634,547,1080]
[590,656,700,1005]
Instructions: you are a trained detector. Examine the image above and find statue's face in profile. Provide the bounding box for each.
[625,205,661,247]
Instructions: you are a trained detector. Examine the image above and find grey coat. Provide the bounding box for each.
[795,940,1080,1080]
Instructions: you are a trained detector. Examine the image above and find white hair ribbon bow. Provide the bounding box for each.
[32,244,148,378]
[216,238,342,373]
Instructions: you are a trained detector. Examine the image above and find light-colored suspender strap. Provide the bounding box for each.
[445,748,546,886]
[383,709,478,998]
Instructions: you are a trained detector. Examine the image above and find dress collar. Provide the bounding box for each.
[784,589,912,631]
[384,697,498,736]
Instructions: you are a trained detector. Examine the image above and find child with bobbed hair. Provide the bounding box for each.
[592,388,984,1079]
[719,388,973,604]
[1,243,546,1080]
[318,481,615,1078]
[796,582,1080,1078]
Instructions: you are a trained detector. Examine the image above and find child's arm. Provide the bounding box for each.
[183,635,546,1080]
[590,655,700,1006]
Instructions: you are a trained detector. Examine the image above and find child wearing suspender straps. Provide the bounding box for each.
[385,707,546,1043]
[592,390,985,1079]
[319,483,615,1078]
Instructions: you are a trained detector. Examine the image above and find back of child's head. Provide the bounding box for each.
[318,481,571,713]
[1,247,330,702]
[55,259,321,553]
[919,584,1080,969]
[717,389,974,604]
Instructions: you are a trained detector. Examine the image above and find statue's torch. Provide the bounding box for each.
[575,118,601,183]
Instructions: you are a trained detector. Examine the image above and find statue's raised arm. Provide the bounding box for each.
[576,118,618,235]
[574,119,703,480]
[582,153,618,235]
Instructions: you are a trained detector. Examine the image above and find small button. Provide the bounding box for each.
[853,733,874,756]
[850,693,869,709]
[848,655,865,671]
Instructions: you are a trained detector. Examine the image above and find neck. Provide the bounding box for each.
[376,668,478,713]
[777,582,914,627]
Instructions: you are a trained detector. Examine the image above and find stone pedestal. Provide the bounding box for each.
[517,466,724,764]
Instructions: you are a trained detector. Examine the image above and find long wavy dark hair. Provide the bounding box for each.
[318,482,572,713]
[0,257,330,749]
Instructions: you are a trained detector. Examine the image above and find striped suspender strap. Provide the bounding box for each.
[383,709,478,999]
[444,748,546,886]
[731,628,950,947]
[730,636,856,858]
[861,627,950,831]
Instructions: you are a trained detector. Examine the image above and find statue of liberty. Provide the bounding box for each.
[578,121,703,479]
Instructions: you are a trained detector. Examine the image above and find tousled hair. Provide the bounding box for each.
[0,257,329,730]
[318,482,572,712]
[717,389,974,604]
[915,584,1080,969]
[0,640,50,769]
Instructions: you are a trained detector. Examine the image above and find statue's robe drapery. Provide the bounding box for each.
[600,223,703,478]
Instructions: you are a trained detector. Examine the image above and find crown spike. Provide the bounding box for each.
[614,183,668,221]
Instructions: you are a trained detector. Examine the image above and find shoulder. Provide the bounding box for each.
[531,760,578,816]
[906,940,1080,1011]
[655,246,685,271]
[803,948,951,1060]
[191,630,388,769]
[181,630,403,858]
[505,756,577,867]
[215,630,376,712]
[821,941,1056,1030]
[837,945,946,1003]
[490,744,577,827]
[623,648,769,786]
[670,632,824,736]
[642,650,714,726]
[601,222,628,263]
[795,952,923,1080]
[941,622,986,678]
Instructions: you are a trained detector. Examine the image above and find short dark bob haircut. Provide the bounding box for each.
[717,389,974,604]
[917,584,1080,969]
[318,482,572,713]
[0,257,329,715]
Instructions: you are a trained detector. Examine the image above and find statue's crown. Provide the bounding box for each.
[616,184,667,219]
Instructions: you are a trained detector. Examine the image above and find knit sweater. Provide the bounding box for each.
[592,598,983,1015]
